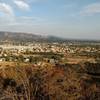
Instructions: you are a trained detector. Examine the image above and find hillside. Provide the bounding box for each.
[0,31,65,43]
[0,31,100,44]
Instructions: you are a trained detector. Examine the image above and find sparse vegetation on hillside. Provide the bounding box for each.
[0,62,99,100]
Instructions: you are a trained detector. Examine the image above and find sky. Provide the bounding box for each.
[0,0,100,40]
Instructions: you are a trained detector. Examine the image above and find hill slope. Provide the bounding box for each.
[0,31,66,43]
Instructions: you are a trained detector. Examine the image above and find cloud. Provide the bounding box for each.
[63,3,76,9]
[80,3,100,16]
[14,0,30,10]
[0,3,14,16]
[0,15,44,27]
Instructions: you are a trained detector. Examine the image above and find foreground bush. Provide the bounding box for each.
[0,63,99,100]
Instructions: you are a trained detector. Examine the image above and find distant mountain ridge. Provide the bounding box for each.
[0,31,99,43]
[0,31,65,43]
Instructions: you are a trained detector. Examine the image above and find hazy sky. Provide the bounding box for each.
[0,0,100,40]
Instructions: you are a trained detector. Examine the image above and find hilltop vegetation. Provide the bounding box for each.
[0,61,100,100]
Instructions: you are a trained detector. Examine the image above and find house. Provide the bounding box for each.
[0,58,6,62]
[24,58,30,62]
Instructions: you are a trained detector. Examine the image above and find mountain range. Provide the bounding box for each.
[0,31,99,43]
[0,31,65,43]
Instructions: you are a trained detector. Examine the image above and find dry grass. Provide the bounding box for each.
[0,62,99,100]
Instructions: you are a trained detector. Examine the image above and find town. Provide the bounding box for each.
[0,42,99,63]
